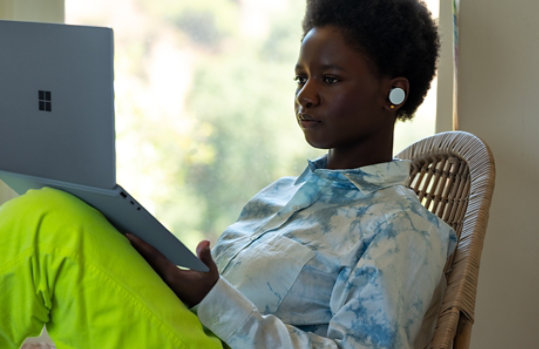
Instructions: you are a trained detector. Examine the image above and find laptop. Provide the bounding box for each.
[0,20,208,272]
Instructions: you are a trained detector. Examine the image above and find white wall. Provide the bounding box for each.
[457,0,539,347]
[436,0,455,132]
[0,0,63,22]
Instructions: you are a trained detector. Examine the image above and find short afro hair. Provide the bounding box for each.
[302,0,439,121]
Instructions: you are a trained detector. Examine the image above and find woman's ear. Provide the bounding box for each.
[385,77,410,111]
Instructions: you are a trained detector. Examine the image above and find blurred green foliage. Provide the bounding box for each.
[139,0,240,47]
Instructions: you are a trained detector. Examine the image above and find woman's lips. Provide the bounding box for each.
[298,113,321,129]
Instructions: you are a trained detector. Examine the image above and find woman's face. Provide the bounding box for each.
[294,26,394,153]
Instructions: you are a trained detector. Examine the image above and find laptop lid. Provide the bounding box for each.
[0,20,210,271]
[0,20,116,189]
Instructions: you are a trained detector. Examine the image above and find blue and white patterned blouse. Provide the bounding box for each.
[196,156,457,348]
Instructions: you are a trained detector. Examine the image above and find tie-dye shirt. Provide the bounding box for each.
[196,157,456,348]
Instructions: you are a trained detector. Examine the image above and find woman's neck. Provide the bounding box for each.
[325,131,394,170]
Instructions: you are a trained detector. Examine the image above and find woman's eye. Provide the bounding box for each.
[323,76,339,84]
[294,75,307,85]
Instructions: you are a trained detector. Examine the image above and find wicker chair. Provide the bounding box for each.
[395,131,495,349]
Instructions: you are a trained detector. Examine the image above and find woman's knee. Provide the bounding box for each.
[0,187,120,252]
[2,187,104,226]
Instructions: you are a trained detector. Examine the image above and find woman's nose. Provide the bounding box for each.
[296,81,319,109]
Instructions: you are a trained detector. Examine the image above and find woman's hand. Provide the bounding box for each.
[126,233,219,308]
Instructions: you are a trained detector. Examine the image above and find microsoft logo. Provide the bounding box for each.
[38,90,52,112]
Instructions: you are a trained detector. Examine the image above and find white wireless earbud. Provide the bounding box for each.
[389,87,406,105]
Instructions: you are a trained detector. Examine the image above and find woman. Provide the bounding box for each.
[0,0,455,348]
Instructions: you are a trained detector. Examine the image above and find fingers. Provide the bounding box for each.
[125,233,176,273]
[125,233,155,257]
[126,235,219,307]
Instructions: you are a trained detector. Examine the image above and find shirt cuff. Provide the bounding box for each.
[196,276,257,343]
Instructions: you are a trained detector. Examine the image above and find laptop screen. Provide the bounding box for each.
[0,20,116,189]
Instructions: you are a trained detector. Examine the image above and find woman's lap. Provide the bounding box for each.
[0,187,221,349]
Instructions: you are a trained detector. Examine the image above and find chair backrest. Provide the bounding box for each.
[395,131,495,349]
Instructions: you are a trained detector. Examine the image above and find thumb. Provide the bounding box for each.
[196,240,217,271]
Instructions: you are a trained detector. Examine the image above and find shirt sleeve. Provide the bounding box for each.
[196,210,455,349]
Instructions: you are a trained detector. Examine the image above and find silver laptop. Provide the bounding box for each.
[0,20,208,271]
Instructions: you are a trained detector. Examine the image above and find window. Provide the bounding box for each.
[394,0,439,151]
[66,0,440,249]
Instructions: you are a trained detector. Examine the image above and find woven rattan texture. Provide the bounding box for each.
[396,131,495,349]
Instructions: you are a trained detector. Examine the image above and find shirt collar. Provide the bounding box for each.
[303,155,411,192]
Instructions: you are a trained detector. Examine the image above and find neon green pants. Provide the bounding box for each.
[0,187,223,349]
